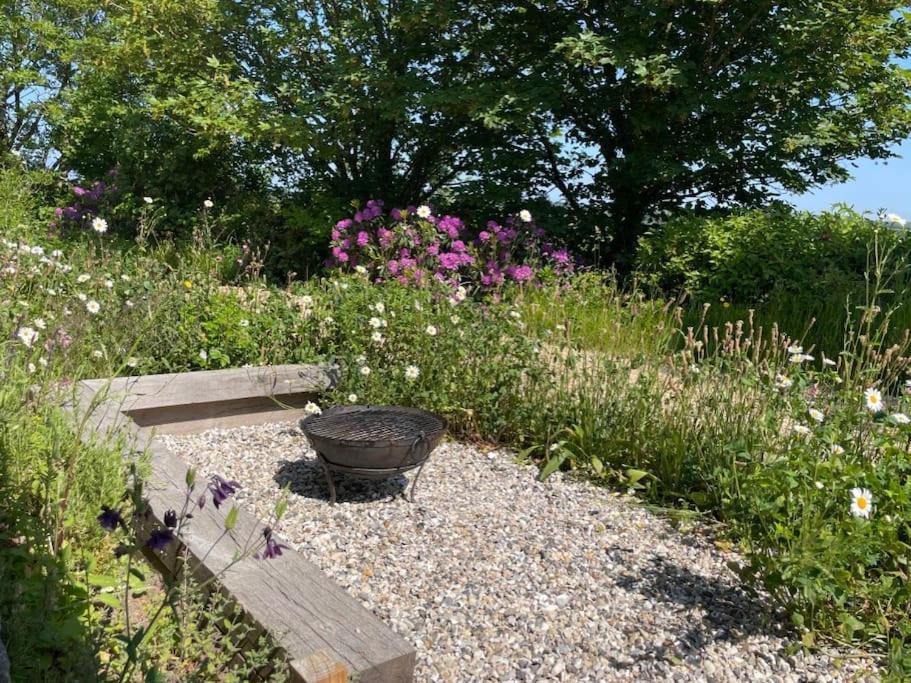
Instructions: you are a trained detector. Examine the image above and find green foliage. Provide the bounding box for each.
[637,206,909,302]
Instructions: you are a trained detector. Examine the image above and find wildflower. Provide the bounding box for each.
[863,387,883,413]
[85,299,100,314]
[77,292,87,302]
[368,317,385,329]
[182,279,193,289]
[163,509,178,528]
[787,344,803,355]
[348,393,358,403]
[509,310,522,319]
[519,209,533,223]
[371,331,384,344]
[255,527,289,560]
[91,217,108,234]
[104,279,113,289]
[808,408,824,423]
[790,353,814,363]
[850,488,873,519]
[146,527,176,551]
[355,354,367,365]
[303,401,322,416]
[33,318,46,330]
[886,213,907,228]
[199,349,208,361]
[97,506,123,532]
[791,423,811,435]
[831,444,846,456]
[450,315,460,325]
[17,326,38,347]
[814,481,824,490]
[775,374,793,389]
[77,273,91,283]
[889,412,910,425]
[203,199,214,209]
[416,205,432,219]
[127,357,138,368]
[125,300,134,308]
[27,363,36,373]
[355,265,368,275]
[360,365,371,376]
[405,365,420,381]
[822,356,836,367]
[239,319,250,328]
[92,350,103,359]
[425,324,438,336]
[373,302,385,314]
[143,196,154,204]
[208,475,240,509]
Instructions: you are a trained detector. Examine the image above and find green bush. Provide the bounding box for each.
[636,205,909,302]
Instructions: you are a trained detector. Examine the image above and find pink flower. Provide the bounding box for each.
[356,231,370,247]
[335,219,352,230]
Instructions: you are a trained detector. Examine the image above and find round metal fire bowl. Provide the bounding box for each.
[299,405,447,470]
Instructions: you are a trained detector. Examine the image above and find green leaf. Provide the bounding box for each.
[224,506,238,531]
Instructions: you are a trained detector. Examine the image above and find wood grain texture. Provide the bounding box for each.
[72,366,416,683]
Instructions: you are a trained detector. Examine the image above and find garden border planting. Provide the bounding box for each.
[70,365,416,683]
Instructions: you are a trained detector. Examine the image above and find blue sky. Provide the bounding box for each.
[786,139,911,219]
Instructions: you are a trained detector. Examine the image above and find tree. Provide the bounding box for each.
[469,0,911,264]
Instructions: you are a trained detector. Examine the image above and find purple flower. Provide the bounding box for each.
[54,207,63,218]
[386,259,400,275]
[255,527,289,560]
[426,243,439,256]
[507,265,535,282]
[208,475,240,509]
[163,509,178,528]
[439,252,460,270]
[356,231,370,247]
[72,186,87,197]
[335,219,352,230]
[389,208,403,221]
[337,251,349,263]
[97,506,123,532]
[146,527,175,552]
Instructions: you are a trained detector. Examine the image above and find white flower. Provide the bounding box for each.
[303,401,322,416]
[104,279,113,288]
[127,357,139,368]
[38,357,48,367]
[33,318,46,330]
[203,199,214,209]
[77,273,91,283]
[450,315,461,325]
[355,265,368,275]
[300,295,314,307]
[808,408,824,423]
[454,285,467,302]
[347,393,358,403]
[405,365,420,381]
[414,301,423,311]
[509,310,521,319]
[863,387,883,413]
[359,365,371,376]
[339,282,349,290]
[814,481,824,490]
[373,302,386,314]
[91,217,108,234]
[518,209,533,223]
[51,249,63,258]
[85,299,100,314]
[355,354,367,365]
[125,300,134,308]
[889,412,910,425]
[787,344,803,355]
[775,374,793,389]
[791,423,811,435]
[831,444,846,456]
[27,362,36,373]
[199,349,208,361]
[885,213,907,228]
[425,324,438,336]
[416,205,432,219]
[822,356,836,367]
[76,292,87,302]
[371,331,384,344]
[92,349,103,359]
[16,326,38,347]
[143,196,154,204]
[850,488,873,519]
[368,317,386,329]
[30,245,44,256]
[790,353,814,363]
[905,378,911,394]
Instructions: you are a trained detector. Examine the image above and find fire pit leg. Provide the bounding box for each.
[409,461,427,503]
[317,454,338,505]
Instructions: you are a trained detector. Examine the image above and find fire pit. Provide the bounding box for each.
[300,405,447,504]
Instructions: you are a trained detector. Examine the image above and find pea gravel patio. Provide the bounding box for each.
[162,422,878,682]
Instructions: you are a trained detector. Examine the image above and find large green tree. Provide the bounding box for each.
[469,0,911,262]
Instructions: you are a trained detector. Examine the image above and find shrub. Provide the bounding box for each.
[636,205,910,302]
[327,200,574,292]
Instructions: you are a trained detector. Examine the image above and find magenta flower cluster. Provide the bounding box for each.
[50,171,118,233]
[328,200,574,290]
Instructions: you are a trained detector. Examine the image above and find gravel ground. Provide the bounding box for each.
[163,422,879,682]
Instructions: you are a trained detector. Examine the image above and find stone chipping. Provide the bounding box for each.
[162,422,879,682]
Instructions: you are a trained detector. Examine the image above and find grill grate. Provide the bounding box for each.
[302,406,446,445]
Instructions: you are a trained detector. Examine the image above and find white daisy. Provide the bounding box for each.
[889,412,911,425]
[518,209,532,223]
[368,317,386,329]
[416,205,432,219]
[77,273,91,283]
[203,199,214,208]
[85,299,100,314]
[359,365,371,377]
[850,488,873,519]
[863,387,883,413]
[33,318,46,330]
[371,331,384,344]
[425,324,438,336]
[303,401,322,416]
[373,302,386,314]
[831,444,846,456]
[91,217,108,234]
[808,408,824,423]
[347,393,358,403]
[787,344,803,355]
[16,326,38,347]
[791,423,811,435]
[822,356,836,367]
[355,265,368,275]
[405,365,420,381]
[814,481,824,490]
[355,354,367,365]
[775,374,793,389]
